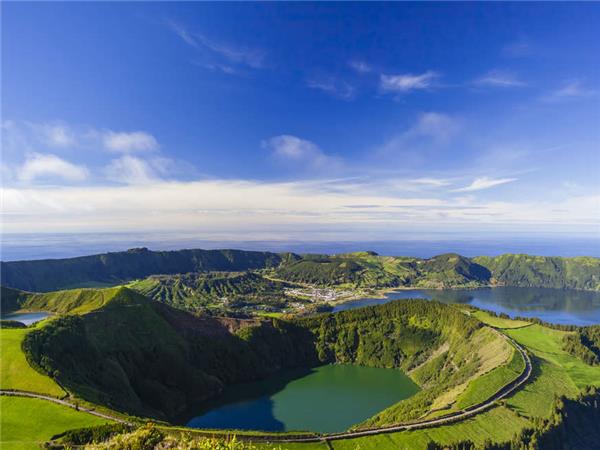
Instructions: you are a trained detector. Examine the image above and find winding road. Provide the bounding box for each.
[1,330,532,445]
[263,333,533,443]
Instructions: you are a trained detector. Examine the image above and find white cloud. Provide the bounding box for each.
[378,112,460,156]
[17,153,89,183]
[263,135,339,170]
[36,123,77,147]
[410,177,451,187]
[103,131,159,153]
[168,20,265,69]
[168,20,198,47]
[453,176,517,192]
[348,60,372,73]
[306,78,355,100]
[380,71,438,93]
[474,70,526,88]
[2,178,597,235]
[410,112,460,141]
[104,155,160,185]
[544,80,597,102]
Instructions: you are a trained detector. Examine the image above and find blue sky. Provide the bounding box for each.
[2,2,599,241]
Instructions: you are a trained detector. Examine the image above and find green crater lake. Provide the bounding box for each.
[186,364,419,433]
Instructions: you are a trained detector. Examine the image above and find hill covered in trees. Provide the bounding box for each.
[2,248,599,295]
[20,288,511,424]
[274,252,600,291]
[0,248,291,292]
[127,272,295,315]
[563,325,600,365]
[473,254,600,291]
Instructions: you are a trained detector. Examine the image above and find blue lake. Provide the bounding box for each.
[186,364,419,433]
[333,287,600,326]
[1,311,50,325]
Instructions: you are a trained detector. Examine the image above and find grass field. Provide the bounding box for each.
[17,286,124,315]
[0,326,64,396]
[505,325,600,389]
[454,346,524,410]
[253,315,600,450]
[329,406,530,450]
[0,396,109,450]
[471,311,531,329]
[3,301,598,450]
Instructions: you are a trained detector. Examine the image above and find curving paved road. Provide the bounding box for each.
[1,330,532,445]
[273,333,533,443]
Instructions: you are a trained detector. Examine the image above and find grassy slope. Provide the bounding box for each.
[454,346,524,410]
[0,324,65,396]
[1,285,127,315]
[23,296,497,424]
[0,396,109,450]
[505,324,600,388]
[271,313,600,450]
[471,310,530,329]
[4,285,598,450]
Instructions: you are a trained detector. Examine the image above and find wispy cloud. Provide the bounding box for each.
[192,61,237,75]
[452,176,517,192]
[544,80,597,102]
[104,155,162,185]
[168,20,265,70]
[2,177,596,235]
[474,70,526,88]
[263,135,340,170]
[4,120,160,155]
[348,60,372,74]
[502,39,533,58]
[306,77,356,100]
[408,112,460,141]
[378,112,460,157]
[103,131,159,153]
[380,71,439,93]
[34,122,77,147]
[17,153,89,183]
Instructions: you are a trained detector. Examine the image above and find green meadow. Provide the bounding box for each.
[0,396,109,450]
[0,325,65,397]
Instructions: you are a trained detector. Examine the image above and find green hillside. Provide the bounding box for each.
[275,253,492,289]
[1,285,126,314]
[3,249,599,294]
[275,252,600,291]
[0,396,109,450]
[473,254,600,290]
[128,271,293,314]
[21,290,511,426]
[563,325,600,365]
[21,287,319,420]
[0,248,287,292]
